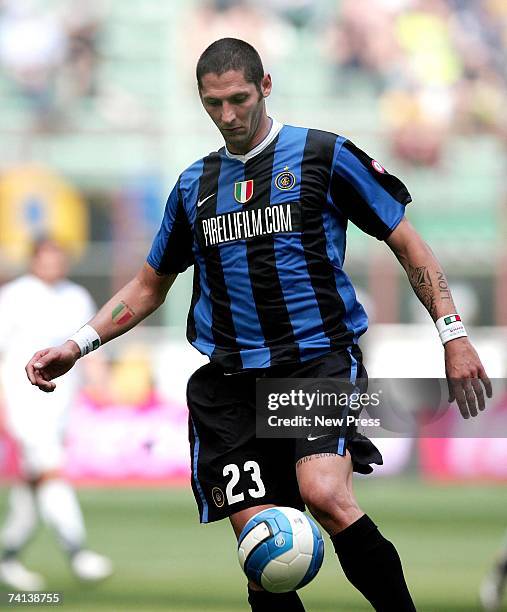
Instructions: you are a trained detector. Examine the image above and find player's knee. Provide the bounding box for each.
[300,483,359,528]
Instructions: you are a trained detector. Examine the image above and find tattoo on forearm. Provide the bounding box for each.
[296,453,336,468]
[408,265,437,319]
[112,301,135,325]
[409,265,432,288]
[436,271,452,301]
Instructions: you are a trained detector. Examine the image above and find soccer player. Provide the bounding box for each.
[0,239,112,590]
[25,39,491,611]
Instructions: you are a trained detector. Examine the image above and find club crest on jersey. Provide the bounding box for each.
[274,167,297,191]
[234,179,254,204]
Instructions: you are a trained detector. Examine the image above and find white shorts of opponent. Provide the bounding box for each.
[2,364,77,478]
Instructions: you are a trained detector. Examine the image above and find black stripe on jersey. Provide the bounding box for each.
[159,180,195,273]
[186,260,201,344]
[300,130,353,350]
[342,140,412,205]
[196,153,242,370]
[244,137,299,363]
[330,170,391,240]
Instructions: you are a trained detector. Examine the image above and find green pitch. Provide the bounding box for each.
[0,479,504,611]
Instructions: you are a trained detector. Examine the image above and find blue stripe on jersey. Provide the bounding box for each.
[270,126,330,361]
[180,159,204,225]
[323,139,368,342]
[334,142,406,232]
[191,251,216,356]
[322,208,368,339]
[216,160,269,369]
[191,417,209,523]
[180,160,216,356]
[337,346,359,455]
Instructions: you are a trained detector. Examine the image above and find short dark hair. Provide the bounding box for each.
[196,38,264,92]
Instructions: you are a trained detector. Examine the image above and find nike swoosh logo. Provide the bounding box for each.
[197,193,215,207]
[307,433,330,442]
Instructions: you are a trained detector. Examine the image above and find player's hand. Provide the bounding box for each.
[25,341,81,393]
[444,337,492,419]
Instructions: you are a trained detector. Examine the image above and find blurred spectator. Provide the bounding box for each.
[2,0,502,150]
[326,0,507,164]
[183,0,295,91]
[0,0,66,127]
[59,2,102,101]
[0,0,103,130]
[325,0,402,91]
[450,0,507,136]
[256,0,319,30]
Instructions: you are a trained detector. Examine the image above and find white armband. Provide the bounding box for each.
[68,324,101,357]
[436,314,467,346]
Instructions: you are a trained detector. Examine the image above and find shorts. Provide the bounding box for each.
[187,347,383,523]
[14,435,65,478]
[2,388,68,479]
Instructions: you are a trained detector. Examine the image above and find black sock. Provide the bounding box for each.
[331,515,416,611]
[247,586,305,611]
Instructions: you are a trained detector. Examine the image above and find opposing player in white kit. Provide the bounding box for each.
[0,239,112,590]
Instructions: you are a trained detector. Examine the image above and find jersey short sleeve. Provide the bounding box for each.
[146,179,194,274]
[330,139,412,240]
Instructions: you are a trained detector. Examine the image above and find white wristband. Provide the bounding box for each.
[68,324,101,357]
[435,314,467,345]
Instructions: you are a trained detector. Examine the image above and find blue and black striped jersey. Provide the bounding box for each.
[147,121,411,371]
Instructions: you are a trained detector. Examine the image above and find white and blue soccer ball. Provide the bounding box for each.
[237,506,324,593]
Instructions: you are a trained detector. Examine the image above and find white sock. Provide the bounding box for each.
[1,484,38,556]
[36,479,86,555]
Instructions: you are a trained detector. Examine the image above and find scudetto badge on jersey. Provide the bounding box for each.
[234,180,254,204]
[274,168,297,191]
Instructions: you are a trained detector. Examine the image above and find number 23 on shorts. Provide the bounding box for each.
[223,461,266,505]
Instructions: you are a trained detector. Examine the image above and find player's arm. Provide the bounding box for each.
[25,262,176,393]
[386,217,492,417]
[386,218,457,320]
[81,262,176,344]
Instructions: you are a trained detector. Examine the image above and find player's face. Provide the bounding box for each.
[200,70,272,154]
[30,243,69,285]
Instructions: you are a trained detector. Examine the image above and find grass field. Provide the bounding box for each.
[0,479,505,611]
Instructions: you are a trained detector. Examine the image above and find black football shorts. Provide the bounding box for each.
[187,347,383,523]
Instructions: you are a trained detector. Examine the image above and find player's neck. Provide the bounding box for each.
[248,114,272,152]
[227,114,272,156]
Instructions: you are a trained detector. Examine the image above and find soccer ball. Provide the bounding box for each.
[237,506,324,593]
